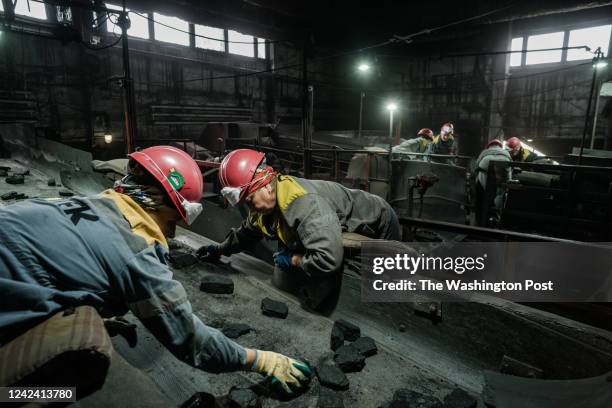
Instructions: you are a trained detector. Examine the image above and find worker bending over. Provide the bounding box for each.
[0,146,311,395]
[392,128,434,159]
[474,139,512,224]
[506,136,538,162]
[197,149,401,312]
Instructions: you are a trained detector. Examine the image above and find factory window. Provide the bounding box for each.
[153,13,189,46]
[105,4,150,39]
[567,24,612,61]
[510,37,523,67]
[195,25,225,52]
[228,30,255,57]
[525,31,564,65]
[257,38,266,59]
[5,0,48,20]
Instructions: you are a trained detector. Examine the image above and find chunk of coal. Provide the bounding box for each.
[333,345,365,373]
[261,297,288,319]
[391,389,442,408]
[47,178,56,186]
[180,392,216,408]
[228,387,261,408]
[0,169,7,177]
[316,364,349,391]
[333,319,360,342]
[5,175,24,185]
[169,250,198,269]
[443,388,477,408]
[59,190,74,197]
[318,388,344,408]
[1,191,18,200]
[351,337,377,357]
[16,170,30,176]
[222,323,252,339]
[0,166,10,171]
[330,325,344,351]
[200,275,234,294]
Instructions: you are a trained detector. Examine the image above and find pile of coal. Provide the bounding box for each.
[0,166,9,177]
[222,323,252,339]
[260,297,288,319]
[330,325,344,351]
[200,275,235,294]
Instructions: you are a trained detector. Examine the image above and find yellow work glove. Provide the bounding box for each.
[251,350,312,395]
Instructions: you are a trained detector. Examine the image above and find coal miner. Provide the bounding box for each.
[197,149,401,312]
[0,146,311,395]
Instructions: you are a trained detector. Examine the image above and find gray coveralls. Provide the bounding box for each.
[0,192,245,373]
[218,175,401,312]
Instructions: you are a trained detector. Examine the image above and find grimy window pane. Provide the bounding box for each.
[228,30,255,57]
[14,0,47,20]
[510,37,523,67]
[567,25,612,61]
[154,12,189,46]
[526,31,564,65]
[106,3,149,39]
[195,25,225,52]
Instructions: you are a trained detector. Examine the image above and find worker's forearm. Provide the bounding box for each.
[243,348,257,370]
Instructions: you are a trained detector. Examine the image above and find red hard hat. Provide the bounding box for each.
[417,128,434,140]
[506,137,521,150]
[128,146,203,223]
[486,139,503,148]
[219,149,275,205]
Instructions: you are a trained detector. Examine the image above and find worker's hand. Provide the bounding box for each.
[196,244,221,262]
[273,247,293,271]
[251,350,312,395]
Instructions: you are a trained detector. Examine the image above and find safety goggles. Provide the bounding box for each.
[220,171,273,207]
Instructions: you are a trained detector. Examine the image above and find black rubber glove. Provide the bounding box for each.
[196,244,222,262]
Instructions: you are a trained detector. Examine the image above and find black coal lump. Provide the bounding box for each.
[333,319,360,341]
[5,174,24,185]
[200,275,234,294]
[443,388,477,408]
[330,324,344,351]
[222,323,252,339]
[351,337,377,357]
[333,345,365,373]
[228,387,261,408]
[318,387,344,408]
[316,364,349,391]
[59,190,74,197]
[261,297,288,318]
[47,178,56,186]
[169,249,198,269]
[1,191,18,200]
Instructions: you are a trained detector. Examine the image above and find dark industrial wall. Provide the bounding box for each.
[0,5,317,159]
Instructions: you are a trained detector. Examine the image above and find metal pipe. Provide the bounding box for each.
[119,2,136,154]
[590,81,603,149]
[358,91,365,138]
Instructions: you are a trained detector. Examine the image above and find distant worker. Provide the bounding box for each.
[506,137,538,162]
[197,149,401,312]
[0,146,311,396]
[426,122,457,164]
[392,128,434,159]
[474,139,512,225]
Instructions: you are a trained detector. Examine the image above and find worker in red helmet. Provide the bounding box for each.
[0,145,311,396]
[474,139,512,225]
[426,122,458,164]
[392,128,434,159]
[505,137,538,162]
[197,149,401,312]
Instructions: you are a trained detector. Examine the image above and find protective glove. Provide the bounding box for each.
[196,244,221,262]
[273,247,293,271]
[251,350,312,395]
